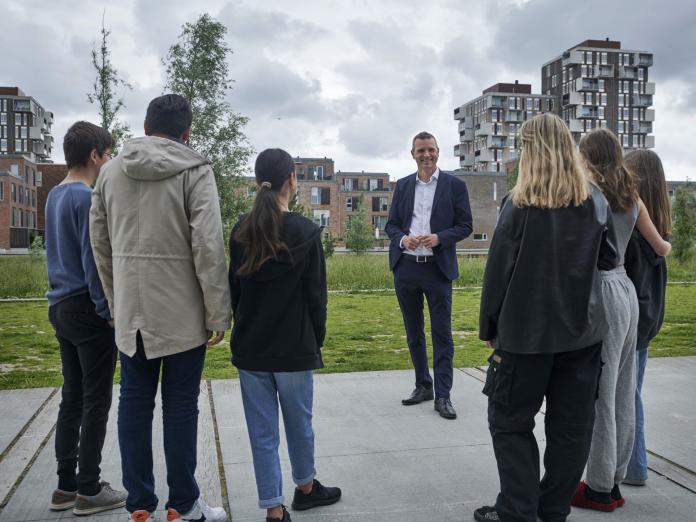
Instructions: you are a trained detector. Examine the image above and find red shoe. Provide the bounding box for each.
[570,481,618,512]
[611,484,625,507]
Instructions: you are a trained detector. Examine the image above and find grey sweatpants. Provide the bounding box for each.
[585,267,638,492]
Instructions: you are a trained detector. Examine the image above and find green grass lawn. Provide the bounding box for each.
[2,285,695,390]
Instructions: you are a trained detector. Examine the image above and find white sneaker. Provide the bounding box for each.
[167,497,226,522]
[127,510,155,522]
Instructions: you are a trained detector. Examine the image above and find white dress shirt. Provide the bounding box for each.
[402,169,439,257]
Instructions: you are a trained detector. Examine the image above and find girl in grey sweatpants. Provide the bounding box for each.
[586,267,638,493]
[574,129,671,512]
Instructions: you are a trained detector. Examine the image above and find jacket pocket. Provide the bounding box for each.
[482,351,514,406]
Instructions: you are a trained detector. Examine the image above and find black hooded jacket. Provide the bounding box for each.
[625,233,668,347]
[229,212,326,371]
[479,185,620,354]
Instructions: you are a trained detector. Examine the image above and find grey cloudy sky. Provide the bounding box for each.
[2,0,695,180]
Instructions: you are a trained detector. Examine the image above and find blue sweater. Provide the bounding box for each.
[45,182,110,319]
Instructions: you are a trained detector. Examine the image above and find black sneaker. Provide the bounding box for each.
[474,505,500,521]
[291,479,341,511]
[266,504,291,521]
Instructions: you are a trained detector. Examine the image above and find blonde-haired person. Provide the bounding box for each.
[475,113,620,522]
[623,149,672,487]
[571,130,670,513]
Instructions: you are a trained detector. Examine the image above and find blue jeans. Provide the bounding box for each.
[626,345,649,481]
[239,370,316,509]
[118,335,206,514]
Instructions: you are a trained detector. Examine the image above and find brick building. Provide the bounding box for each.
[36,163,68,231]
[453,171,506,250]
[335,171,392,242]
[0,157,42,249]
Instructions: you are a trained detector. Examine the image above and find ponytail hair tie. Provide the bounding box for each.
[260,181,272,189]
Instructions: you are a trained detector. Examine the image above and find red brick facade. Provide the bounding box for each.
[0,156,43,249]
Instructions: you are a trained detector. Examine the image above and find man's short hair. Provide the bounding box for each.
[411,131,438,151]
[145,94,193,139]
[63,121,113,170]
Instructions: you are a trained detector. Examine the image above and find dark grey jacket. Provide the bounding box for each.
[479,185,619,354]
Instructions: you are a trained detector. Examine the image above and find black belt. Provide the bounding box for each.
[401,254,435,263]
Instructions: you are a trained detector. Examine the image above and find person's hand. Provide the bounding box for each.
[485,340,494,348]
[418,234,440,248]
[402,235,420,251]
[207,331,226,346]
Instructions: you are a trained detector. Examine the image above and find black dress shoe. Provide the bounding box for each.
[291,479,341,511]
[434,397,457,419]
[401,385,434,405]
[474,505,500,521]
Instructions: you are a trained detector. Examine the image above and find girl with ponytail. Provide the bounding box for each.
[228,148,341,522]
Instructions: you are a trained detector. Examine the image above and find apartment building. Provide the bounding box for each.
[0,157,43,249]
[453,82,555,172]
[294,157,339,238]
[0,87,54,162]
[335,171,392,241]
[452,171,506,250]
[542,39,655,148]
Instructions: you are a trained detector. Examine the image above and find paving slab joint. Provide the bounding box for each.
[206,379,232,518]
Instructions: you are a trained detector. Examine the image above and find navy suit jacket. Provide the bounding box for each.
[385,170,473,281]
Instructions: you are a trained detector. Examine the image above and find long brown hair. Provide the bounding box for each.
[579,128,637,213]
[625,149,672,236]
[234,149,293,275]
[512,113,589,208]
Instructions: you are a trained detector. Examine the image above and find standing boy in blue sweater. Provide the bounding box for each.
[45,121,127,516]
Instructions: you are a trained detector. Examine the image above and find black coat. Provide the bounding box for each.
[229,213,326,372]
[479,185,620,354]
[625,234,668,347]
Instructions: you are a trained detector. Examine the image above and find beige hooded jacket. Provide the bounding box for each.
[89,136,231,358]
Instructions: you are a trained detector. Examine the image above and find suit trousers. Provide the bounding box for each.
[484,343,602,522]
[394,257,454,399]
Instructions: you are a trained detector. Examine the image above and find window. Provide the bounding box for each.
[473,233,488,241]
[15,114,22,125]
[11,207,16,226]
[0,181,3,200]
[344,178,353,191]
[493,182,497,202]
[372,215,388,231]
[623,134,629,148]
[310,187,320,204]
[372,197,388,212]
[31,190,36,208]
[601,52,608,65]
[15,139,22,151]
[25,210,30,228]
[346,196,352,211]
[312,209,330,227]
[11,183,16,202]
[0,139,6,151]
[369,178,379,191]
[0,113,5,124]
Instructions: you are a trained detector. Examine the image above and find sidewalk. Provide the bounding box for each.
[1,357,695,521]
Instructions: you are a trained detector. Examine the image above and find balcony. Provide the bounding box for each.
[619,66,639,80]
[488,136,507,149]
[645,82,655,95]
[490,96,507,108]
[459,155,474,168]
[13,99,31,112]
[562,50,583,67]
[29,126,44,141]
[564,91,584,106]
[633,94,653,107]
[475,149,494,162]
[644,109,655,122]
[454,144,462,156]
[568,119,583,133]
[631,122,653,134]
[593,64,614,78]
[475,122,494,136]
[460,128,474,142]
[453,107,464,120]
[634,53,653,67]
[577,106,599,119]
[504,109,523,122]
[644,135,655,148]
[575,78,599,91]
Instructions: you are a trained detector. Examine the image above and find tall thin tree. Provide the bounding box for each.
[163,13,253,231]
[87,15,132,153]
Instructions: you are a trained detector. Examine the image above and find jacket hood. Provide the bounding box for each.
[120,136,210,181]
[238,213,323,282]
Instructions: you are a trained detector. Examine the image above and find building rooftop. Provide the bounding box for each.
[336,171,389,176]
[293,157,334,162]
[483,82,532,95]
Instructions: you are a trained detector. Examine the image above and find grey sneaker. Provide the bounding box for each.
[73,481,127,516]
[50,488,77,511]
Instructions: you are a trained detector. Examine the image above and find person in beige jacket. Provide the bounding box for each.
[89,94,230,522]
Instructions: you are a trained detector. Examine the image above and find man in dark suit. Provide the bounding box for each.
[385,131,473,419]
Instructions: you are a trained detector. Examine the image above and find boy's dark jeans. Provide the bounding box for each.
[118,333,206,514]
[48,293,117,496]
[484,343,602,522]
